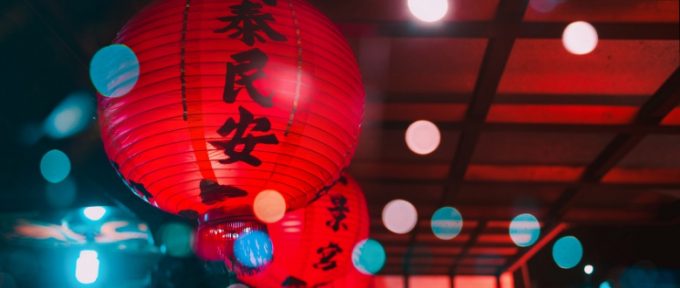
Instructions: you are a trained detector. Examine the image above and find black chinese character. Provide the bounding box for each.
[223,48,273,107]
[282,276,307,287]
[199,179,248,205]
[210,106,279,166]
[214,0,286,46]
[312,242,342,271]
[325,195,349,232]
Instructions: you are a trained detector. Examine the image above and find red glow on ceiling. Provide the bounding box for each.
[661,107,680,125]
[487,104,637,124]
[465,164,584,182]
[454,275,498,288]
[524,0,680,22]
[603,168,680,184]
[498,40,679,96]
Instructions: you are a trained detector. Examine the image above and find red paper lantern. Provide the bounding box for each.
[98,0,364,221]
[204,174,368,286]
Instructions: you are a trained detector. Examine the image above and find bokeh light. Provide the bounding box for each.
[407,0,449,23]
[431,206,463,240]
[405,120,441,155]
[159,222,194,258]
[233,231,273,268]
[45,177,77,209]
[552,235,583,269]
[562,21,598,55]
[382,199,418,234]
[509,213,541,247]
[352,239,386,275]
[83,206,107,221]
[43,92,94,139]
[40,149,71,183]
[75,250,99,284]
[253,190,286,223]
[599,281,612,288]
[89,44,140,98]
[584,264,594,275]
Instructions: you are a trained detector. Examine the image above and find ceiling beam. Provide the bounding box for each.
[355,178,680,190]
[403,0,531,275]
[370,121,680,134]
[501,67,680,275]
[338,21,679,40]
[503,223,568,274]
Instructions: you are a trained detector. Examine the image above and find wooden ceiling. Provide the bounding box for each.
[309,0,680,276]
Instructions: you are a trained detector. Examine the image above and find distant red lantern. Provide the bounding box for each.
[206,174,368,286]
[98,0,364,223]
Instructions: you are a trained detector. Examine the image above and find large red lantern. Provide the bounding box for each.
[194,174,368,287]
[98,0,364,222]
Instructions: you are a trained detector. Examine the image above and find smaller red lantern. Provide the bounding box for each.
[194,217,266,262]
[233,174,369,287]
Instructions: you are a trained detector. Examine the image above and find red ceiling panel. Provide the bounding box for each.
[460,257,508,266]
[417,233,471,243]
[477,234,514,245]
[472,131,614,165]
[524,0,680,23]
[456,205,547,220]
[563,208,656,223]
[353,129,459,162]
[361,183,443,204]
[465,164,584,182]
[458,185,563,207]
[350,162,450,179]
[602,168,680,184]
[616,135,680,168]
[469,247,519,256]
[498,40,679,97]
[487,104,638,124]
[662,107,680,125]
[413,246,465,256]
[486,221,513,229]
[574,187,676,208]
[387,38,487,93]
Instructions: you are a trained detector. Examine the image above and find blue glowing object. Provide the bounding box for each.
[75,250,99,284]
[89,44,139,98]
[83,207,107,221]
[159,222,194,258]
[431,206,463,240]
[509,213,541,247]
[233,231,273,268]
[40,149,71,183]
[352,239,386,275]
[43,92,94,139]
[599,281,612,288]
[552,235,583,269]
